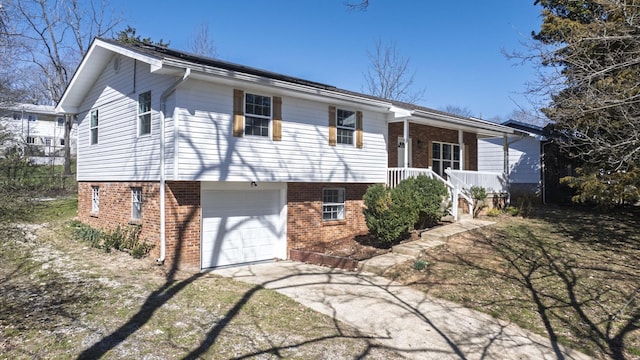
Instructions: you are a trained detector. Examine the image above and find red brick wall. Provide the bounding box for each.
[287,182,372,251]
[164,181,201,271]
[77,181,201,271]
[388,122,478,170]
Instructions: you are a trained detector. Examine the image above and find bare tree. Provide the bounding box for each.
[10,0,121,175]
[507,108,549,127]
[443,105,474,118]
[364,39,425,104]
[345,0,369,11]
[189,22,216,58]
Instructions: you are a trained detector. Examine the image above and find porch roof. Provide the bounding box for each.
[388,104,520,138]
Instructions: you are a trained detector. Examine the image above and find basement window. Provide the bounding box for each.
[131,187,142,220]
[322,188,345,221]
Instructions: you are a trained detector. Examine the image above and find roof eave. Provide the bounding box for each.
[56,38,164,113]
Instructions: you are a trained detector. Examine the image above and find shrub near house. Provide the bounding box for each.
[363,175,448,243]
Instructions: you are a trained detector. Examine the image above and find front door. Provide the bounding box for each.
[397,136,412,167]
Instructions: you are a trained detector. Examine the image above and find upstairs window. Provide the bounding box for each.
[244,93,271,137]
[28,114,37,122]
[91,186,99,213]
[60,138,65,146]
[12,112,20,120]
[336,109,355,145]
[138,91,152,136]
[322,188,345,221]
[57,117,64,127]
[90,109,98,145]
[131,187,142,220]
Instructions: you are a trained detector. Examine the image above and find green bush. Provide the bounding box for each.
[561,167,640,208]
[362,184,407,243]
[363,175,448,244]
[72,222,152,258]
[397,175,449,229]
[413,258,428,271]
[486,208,502,217]
[470,185,488,218]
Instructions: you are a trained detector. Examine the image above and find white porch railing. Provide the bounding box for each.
[387,167,465,220]
[444,169,508,194]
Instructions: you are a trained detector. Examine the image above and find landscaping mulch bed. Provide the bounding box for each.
[292,231,424,270]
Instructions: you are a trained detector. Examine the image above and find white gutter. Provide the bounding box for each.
[157,68,191,264]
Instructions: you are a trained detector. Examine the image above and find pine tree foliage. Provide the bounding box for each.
[533,0,640,205]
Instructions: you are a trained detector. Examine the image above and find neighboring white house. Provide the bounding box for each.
[56,38,517,271]
[0,103,77,165]
[478,120,545,195]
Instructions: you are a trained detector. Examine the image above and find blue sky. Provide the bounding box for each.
[109,1,544,121]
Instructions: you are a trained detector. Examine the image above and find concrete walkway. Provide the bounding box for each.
[212,261,592,360]
[360,219,497,275]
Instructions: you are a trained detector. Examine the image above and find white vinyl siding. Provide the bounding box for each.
[76,58,174,181]
[478,136,541,184]
[173,80,388,183]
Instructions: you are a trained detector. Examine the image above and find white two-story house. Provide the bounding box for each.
[0,103,76,164]
[56,38,517,271]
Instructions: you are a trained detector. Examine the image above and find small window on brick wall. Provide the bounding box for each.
[91,186,99,213]
[322,188,345,221]
[131,187,142,220]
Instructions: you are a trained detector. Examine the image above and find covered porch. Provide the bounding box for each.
[386,108,516,220]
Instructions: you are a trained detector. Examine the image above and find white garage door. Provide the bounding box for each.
[201,189,283,269]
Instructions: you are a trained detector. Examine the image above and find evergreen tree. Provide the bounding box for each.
[533,0,640,205]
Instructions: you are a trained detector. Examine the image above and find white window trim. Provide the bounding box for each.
[131,187,142,220]
[336,108,356,146]
[322,188,346,221]
[90,109,98,145]
[138,91,152,137]
[244,92,272,138]
[432,141,461,175]
[91,186,99,213]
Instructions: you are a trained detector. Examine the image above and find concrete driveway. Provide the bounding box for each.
[211,261,592,360]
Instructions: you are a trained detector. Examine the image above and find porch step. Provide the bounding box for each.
[359,253,414,275]
[358,219,497,276]
[392,235,446,257]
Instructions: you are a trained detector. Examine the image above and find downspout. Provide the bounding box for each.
[157,68,191,265]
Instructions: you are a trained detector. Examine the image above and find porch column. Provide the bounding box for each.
[403,117,409,168]
[458,130,464,170]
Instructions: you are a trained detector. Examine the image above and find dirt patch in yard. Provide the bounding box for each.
[0,221,403,359]
[293,231,424,270]
[300,233,394,261]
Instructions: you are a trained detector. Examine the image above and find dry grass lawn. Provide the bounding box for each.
[383,205,640,359]
[0,215,401,359]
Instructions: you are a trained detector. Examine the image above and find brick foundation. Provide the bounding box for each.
[287,182,371,252]
[78,181,201,271]
[388,122,478,170]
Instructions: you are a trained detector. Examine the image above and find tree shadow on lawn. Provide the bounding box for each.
[526,205,640,251]
[417,205,640,359]
[76,202,396,359]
